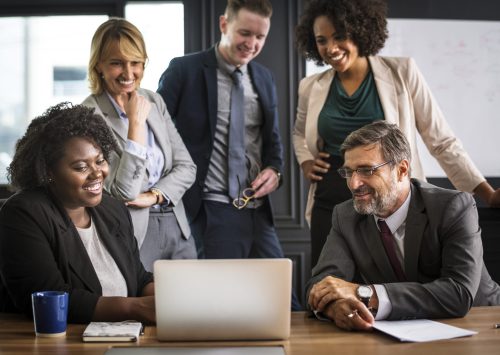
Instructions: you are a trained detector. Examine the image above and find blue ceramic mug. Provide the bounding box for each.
[31,291,69,337]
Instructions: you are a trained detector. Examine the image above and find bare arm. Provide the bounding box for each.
[473,181,500,207]
[92,294,155,324]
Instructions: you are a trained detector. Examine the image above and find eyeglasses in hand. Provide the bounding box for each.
[337,160,393,179]
[232,188,256,210]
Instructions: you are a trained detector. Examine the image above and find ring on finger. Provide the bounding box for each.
[346,309,358,318]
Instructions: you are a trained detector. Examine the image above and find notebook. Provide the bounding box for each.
[153,259,292,341]
[82,321,143,342]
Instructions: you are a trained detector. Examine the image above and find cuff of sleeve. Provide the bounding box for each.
[312,309,333,322]
[266,166,282,184]
[373,284,392,320]
[125,139,147,159]
[151,187,171,206]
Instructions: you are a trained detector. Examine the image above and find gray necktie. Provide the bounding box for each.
[228,69,247,199]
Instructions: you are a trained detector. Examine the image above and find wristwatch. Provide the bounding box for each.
[356,285,373,307]
[275,170,281,182]
[268,167,281,183]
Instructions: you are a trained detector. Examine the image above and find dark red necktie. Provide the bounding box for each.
[377,219,407,281]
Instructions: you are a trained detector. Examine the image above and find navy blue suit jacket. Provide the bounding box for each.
[157,47,283,221]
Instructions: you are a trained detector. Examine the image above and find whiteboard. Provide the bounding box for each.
[380,19,500,177]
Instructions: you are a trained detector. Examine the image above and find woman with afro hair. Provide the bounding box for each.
[293,0,500,269]
[0,103,155,323]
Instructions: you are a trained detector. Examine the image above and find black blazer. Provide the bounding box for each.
[0,188,153,323]
[157,47,283,221]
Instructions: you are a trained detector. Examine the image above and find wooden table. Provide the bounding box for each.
[1,307,500,354]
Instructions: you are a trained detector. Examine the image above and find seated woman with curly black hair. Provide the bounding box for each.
[0,103,155,324]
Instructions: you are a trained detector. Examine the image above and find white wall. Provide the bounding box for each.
[381,19,500,177]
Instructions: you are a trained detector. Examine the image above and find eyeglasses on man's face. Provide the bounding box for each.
[232,188,256,210]
[337,160,393,179]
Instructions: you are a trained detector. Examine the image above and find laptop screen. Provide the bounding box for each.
[154,259,292,341]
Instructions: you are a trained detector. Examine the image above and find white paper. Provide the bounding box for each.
[373,319,477,342]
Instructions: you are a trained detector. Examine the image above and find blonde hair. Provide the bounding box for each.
[88,18,148,95]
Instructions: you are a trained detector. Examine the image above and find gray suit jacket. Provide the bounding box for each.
[307,179,500,320]
[82,89,196,247]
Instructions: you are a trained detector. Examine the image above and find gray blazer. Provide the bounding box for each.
[307,179,500,320]
[82,89,196,247]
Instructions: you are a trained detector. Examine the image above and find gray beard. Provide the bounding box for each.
[352,179,399,216]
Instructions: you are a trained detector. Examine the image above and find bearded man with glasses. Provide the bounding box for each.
[306,120,500,331]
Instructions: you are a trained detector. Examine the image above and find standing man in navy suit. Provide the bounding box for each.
[157,0,290,271]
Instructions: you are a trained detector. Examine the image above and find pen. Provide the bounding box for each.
[494,324,500,329]
[347,307,376,319]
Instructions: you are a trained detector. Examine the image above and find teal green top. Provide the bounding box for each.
[318,70,384,157]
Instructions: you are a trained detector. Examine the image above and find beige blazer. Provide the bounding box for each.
[83,89,196,247]
[293,56,485,225]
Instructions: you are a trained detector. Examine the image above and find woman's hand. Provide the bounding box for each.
[125,192,157,209]
[118,91,151,145]
[301,152,331,182]
[473,181,500,208]
[93,295,156,324]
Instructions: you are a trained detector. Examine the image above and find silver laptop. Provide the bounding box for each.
[154,259,292,341]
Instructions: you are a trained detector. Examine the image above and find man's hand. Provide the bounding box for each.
[308,276,358,312]
[326,298,374,331]
[301,152,330,182]
[251,168,280,198]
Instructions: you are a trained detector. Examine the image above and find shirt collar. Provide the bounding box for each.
[105,91,127,120]
[374,189,412,234]
[214,43,248,76]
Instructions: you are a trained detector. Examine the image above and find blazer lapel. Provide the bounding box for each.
[53,208,102,294]
[143,94,172,174]
[306,70,334,154]
[94,93,129,143]
[360,216,400,282]
[403,182,427,281]
[370,56,399,124]
[203,49,219,138]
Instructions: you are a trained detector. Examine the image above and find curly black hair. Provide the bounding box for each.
[295,0,388,65]
[7,102,117,191]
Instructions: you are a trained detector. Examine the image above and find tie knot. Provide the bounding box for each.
[231,69,243,85]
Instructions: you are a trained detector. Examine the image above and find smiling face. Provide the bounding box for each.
[97,40,144,101]
[343,143,409,218]
[218,8,270,67]
[313,15,363,74]
[49,137,108,214]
